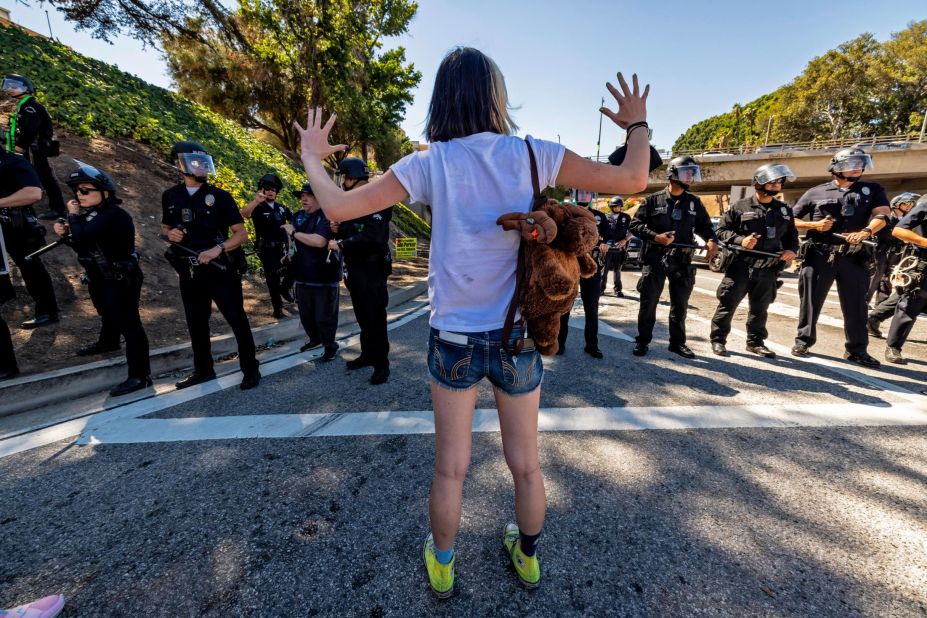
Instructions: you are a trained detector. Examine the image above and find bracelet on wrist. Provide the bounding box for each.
[626,123,651,141]
[626,121,649,131]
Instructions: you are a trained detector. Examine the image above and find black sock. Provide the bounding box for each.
[519,530,541,557]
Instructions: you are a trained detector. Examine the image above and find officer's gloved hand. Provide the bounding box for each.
[496,210,558,244]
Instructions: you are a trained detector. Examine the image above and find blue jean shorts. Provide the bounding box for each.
[427,326,543,395]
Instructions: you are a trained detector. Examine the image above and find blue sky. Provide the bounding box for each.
[10,0,926,155]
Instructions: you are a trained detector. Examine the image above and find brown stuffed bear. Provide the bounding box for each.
[497,200,599,355]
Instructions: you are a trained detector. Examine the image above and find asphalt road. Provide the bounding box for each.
[2,267,926,617]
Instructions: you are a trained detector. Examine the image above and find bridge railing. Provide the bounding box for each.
[586,134,921,162]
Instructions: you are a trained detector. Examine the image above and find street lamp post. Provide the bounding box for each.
[596,97,604,162]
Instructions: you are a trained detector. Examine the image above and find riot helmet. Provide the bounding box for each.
[667,156,701,190]
[258,173,283,192]
[608,196,624,210]
[337,157,370,181]
[1,74,35,97]
[171,141,216,182]
[292,182,315,197]
[65,160,120,206]
[752,163,795,197]
[918,194,927,208]
[890,192,921,216]
[828,147,872,180]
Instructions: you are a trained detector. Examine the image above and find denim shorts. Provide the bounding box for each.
[427,326,543,395]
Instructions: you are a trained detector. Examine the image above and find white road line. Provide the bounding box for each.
[0,303,430,458]
[68,401,927,445]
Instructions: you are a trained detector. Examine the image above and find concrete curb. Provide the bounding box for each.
[0,281,427,417]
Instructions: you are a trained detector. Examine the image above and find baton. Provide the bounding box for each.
[833,233,878,248]
[24,218,69,261]
[721,243,783,259]
[159,234,227,271]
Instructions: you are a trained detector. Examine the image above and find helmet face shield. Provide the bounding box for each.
[831,153,872,174]
[754,163,796,186]
[177,152,216,178]
[1,77,28,96]
[672,164,702,184]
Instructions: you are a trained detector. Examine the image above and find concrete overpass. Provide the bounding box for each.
[639,140,927,202]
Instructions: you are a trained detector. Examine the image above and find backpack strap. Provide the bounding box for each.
[501,139,544,354]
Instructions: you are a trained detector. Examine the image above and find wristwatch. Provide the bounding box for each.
[861,227,873,237]
[216,241,226,253]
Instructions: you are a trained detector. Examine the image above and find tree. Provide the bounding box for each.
[776,34,881,141]
[161,0,421,162]
[869,20,927,136]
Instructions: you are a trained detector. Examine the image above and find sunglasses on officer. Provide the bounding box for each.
[73,187,101,196]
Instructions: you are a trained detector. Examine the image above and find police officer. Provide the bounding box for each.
[0,228,17,380]
[0,141,59,328]
[161,141,261,390]
[880,194,927,364]
[52,161,151,396]
[600,196,632,297]
[283,182,342,360]
[242,173,294,319]
[867,192,918,306]
[333,157,392,385]
[709,163,799,358]
[791,148,890,367]
[2,74,65,219]
[630,156,718,358]
[557,194,608,358]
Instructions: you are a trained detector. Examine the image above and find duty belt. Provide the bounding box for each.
[737,253,780,269]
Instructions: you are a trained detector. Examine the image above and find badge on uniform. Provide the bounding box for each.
[861,187,870,196]
[373,214,382,221]
[205,194,216,207]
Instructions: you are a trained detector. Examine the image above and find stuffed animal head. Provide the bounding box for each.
[548,203,598,256]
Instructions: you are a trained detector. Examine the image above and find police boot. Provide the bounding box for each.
[711,342,728,357]
[346,356,374,370]
[21,314,59,329]
[240,370,262,390]
[632,343,648,357]
[866,317,882,338]
[110,376,153,397]
[370,365,390,385]
[668,344,696,359]
[746,343,776,358]
[77,341,121,356]
[884,347,905,365]
[843,351,881,369]
[175,371,217,390]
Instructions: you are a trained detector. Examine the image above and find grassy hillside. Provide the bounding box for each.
[0,24,429,238]
[672,92,781,153]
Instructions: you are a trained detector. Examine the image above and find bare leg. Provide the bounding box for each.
[495,386,545,535]
[428,383,477,550]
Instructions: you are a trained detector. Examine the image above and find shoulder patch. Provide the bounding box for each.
[781,206,789,217]
[372,213,382,221]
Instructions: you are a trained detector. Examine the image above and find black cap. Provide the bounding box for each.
[292,182,315,197]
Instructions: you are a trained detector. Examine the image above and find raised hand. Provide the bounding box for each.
[599,72,649,130]
[293,106,348,161]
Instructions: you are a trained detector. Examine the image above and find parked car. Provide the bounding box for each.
[624,235,643,269]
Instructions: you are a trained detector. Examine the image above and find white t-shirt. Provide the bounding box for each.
[390,133,565,331]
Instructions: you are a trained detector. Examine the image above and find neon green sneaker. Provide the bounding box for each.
[502,523,541,589]
[423,533,456,599]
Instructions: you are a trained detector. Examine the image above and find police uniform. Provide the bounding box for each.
[792,180,889,354]
[0,149,58,322]
[162,182,258,378]
[291,208,342,355]
[558,205,608,355]
[251,199,293,315]
[867,211,905,304]
[65,200,150,382]
[337,207,392,371]
[601,209,632,295]
[0,249,16,378]
[710,196,797,348]
[630,188,717,348]
[885,202,927,351]
[6,95,65,216]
